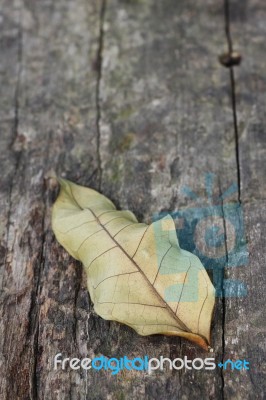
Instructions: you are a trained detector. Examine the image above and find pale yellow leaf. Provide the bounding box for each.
[52,179,215,350]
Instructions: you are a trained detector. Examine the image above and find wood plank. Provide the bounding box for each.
[0,0,102,398]
[222,0,266,398]
[1,0,264,398]
[0,0,23,394]
[99,0,238,398]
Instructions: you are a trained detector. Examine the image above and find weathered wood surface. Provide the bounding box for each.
[0,0,265,399]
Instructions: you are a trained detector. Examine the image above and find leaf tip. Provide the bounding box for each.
[57,176,68,187]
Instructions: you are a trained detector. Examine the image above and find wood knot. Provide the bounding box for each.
[219,51,242,67]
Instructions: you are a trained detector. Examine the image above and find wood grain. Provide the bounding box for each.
[0,0,265,398]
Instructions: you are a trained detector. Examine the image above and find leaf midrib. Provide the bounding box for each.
[88,207,192,334]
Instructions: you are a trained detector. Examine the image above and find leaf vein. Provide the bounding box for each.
[197,272,209,333]
[61,220,96,234]
[87,245,118,271]
[132,226,149,258]
[175,261,192,314]
[113,222,134,238]
[98,209,116,218]
[97,301,167,308]
[93,271,138,289]
[103,216,128,227]
[152,244,173,285]
[76,228,103,255]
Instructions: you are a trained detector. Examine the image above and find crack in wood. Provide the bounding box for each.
[224,0,242,204]
[221,1,244,397]
[218,179,229,400]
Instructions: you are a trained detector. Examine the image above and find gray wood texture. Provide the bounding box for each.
[0,0,265,399]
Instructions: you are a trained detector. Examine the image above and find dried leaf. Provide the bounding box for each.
[52,179,215,350]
